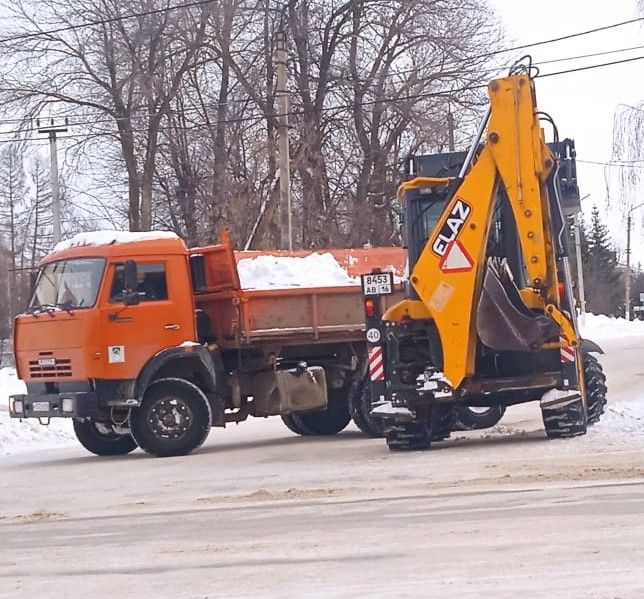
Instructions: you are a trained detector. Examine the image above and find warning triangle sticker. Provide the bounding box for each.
[439,240,474,273]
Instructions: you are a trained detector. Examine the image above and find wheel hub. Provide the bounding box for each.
[149,398,193,440]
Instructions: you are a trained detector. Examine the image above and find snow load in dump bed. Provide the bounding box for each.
[53,230,180,253]
[236,253,360,289]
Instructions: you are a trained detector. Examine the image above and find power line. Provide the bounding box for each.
[360,19,644,82]
[0,0,218,44]
[578,159,644,169]
[0,53,642,143]
[0,36,641,134]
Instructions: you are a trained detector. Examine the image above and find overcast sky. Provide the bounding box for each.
[488,0,644,264]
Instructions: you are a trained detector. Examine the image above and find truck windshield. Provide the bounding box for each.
[30,258,106,310]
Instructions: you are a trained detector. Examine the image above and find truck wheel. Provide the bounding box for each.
[584,353,607,426]
[129,378,212,457]
[349,379,384,438]
[288,404,352,436]
[384,421,433,451]
[73,420,138,456]
[453,405,506,431]
[281,413,314,436]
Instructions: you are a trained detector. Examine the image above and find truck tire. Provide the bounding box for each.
[453,405,506,431]
[281,413,314,436]
[349,379,385,438]
[288,404,352,436]
[584,353,607,426]
[129,378,212,457]
[73,420,138,456]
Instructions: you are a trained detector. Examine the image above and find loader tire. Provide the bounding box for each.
[288,404,352,436]
[430,405,458,442]
[349,379,385,438]
[584,353,607,426]
[129,378,212,457]
[73,420,138,456]
[453,405,506,431]
[281,413,314,436]
[542,395,587,439]
[384,420,433,451]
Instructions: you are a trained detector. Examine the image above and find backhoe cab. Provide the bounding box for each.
[366,62,607,451]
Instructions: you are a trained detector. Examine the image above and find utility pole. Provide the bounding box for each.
[274,30,292,251]
[447,108,455,152]
[573,194,590,325]
[37,118,68,244]
[625,202,644,320]
[573,212,586,324]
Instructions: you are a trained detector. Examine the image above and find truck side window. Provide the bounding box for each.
[110,263,168,302]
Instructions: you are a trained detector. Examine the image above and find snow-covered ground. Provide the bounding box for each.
[1,314,643,598]
[0,368,74,455]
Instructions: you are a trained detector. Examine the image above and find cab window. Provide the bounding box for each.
[110,263,168,303]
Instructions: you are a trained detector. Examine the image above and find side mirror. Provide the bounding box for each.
[124,291,140,306]
[123,260,138,291]
[122,260,139,306]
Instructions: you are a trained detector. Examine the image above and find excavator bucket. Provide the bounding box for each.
[476,262,559,351]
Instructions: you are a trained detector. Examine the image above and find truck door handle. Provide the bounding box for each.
[164,324,181,330]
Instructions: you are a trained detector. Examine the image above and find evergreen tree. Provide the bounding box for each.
[583,205,625,316]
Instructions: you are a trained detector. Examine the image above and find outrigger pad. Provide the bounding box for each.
[476,261,559,351]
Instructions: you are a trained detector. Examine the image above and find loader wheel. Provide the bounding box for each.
[430,405,458,442]
[453,405,506,431]
[73,420,138,456]
[287,404,352,436]
[281,413,314,436]
[384,420,433,451]
[129,378,212,457]
[542,394,587,439]
[349,378,385,438]
[583,353,607,426]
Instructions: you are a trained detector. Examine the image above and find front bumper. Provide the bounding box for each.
[9,392,99,419]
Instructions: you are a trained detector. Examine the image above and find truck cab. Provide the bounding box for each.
[13,233,196,418]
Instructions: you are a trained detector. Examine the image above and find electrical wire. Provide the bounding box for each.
[0,52,642,143]
[0,0,219,43]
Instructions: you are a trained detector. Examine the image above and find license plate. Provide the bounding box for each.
[38,358,56,367]
[32,401,50,412]
[361,272,394,296]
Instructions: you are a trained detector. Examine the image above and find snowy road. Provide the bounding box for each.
[1,325,643,597]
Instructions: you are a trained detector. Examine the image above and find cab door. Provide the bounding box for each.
[97,255,196,380]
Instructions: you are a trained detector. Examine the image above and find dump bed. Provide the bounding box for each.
[190,233,405,348]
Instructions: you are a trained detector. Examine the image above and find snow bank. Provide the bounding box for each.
[53,230,179,253]
[237,253,360,289]
[0,368,74,456]
[580,313,644,341]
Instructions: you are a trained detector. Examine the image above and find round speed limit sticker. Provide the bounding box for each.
[366,328,381,343]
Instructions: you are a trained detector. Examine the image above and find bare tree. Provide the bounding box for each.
[1,0,214,230]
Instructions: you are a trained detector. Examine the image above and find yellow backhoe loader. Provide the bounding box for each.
[363,58,607,450]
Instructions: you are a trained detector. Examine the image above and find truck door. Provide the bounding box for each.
[98,258,196,379]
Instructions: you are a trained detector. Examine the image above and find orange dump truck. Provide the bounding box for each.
[9,230,404,457]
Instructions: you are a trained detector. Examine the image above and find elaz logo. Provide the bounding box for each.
[431,199,472,256]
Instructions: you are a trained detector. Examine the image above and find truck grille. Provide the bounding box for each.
[28,357,72,378]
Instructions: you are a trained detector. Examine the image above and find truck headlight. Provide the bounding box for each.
[10,398,23,414]
[62,398,74,413]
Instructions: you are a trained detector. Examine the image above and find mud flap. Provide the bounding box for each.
[476,262,559,351]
